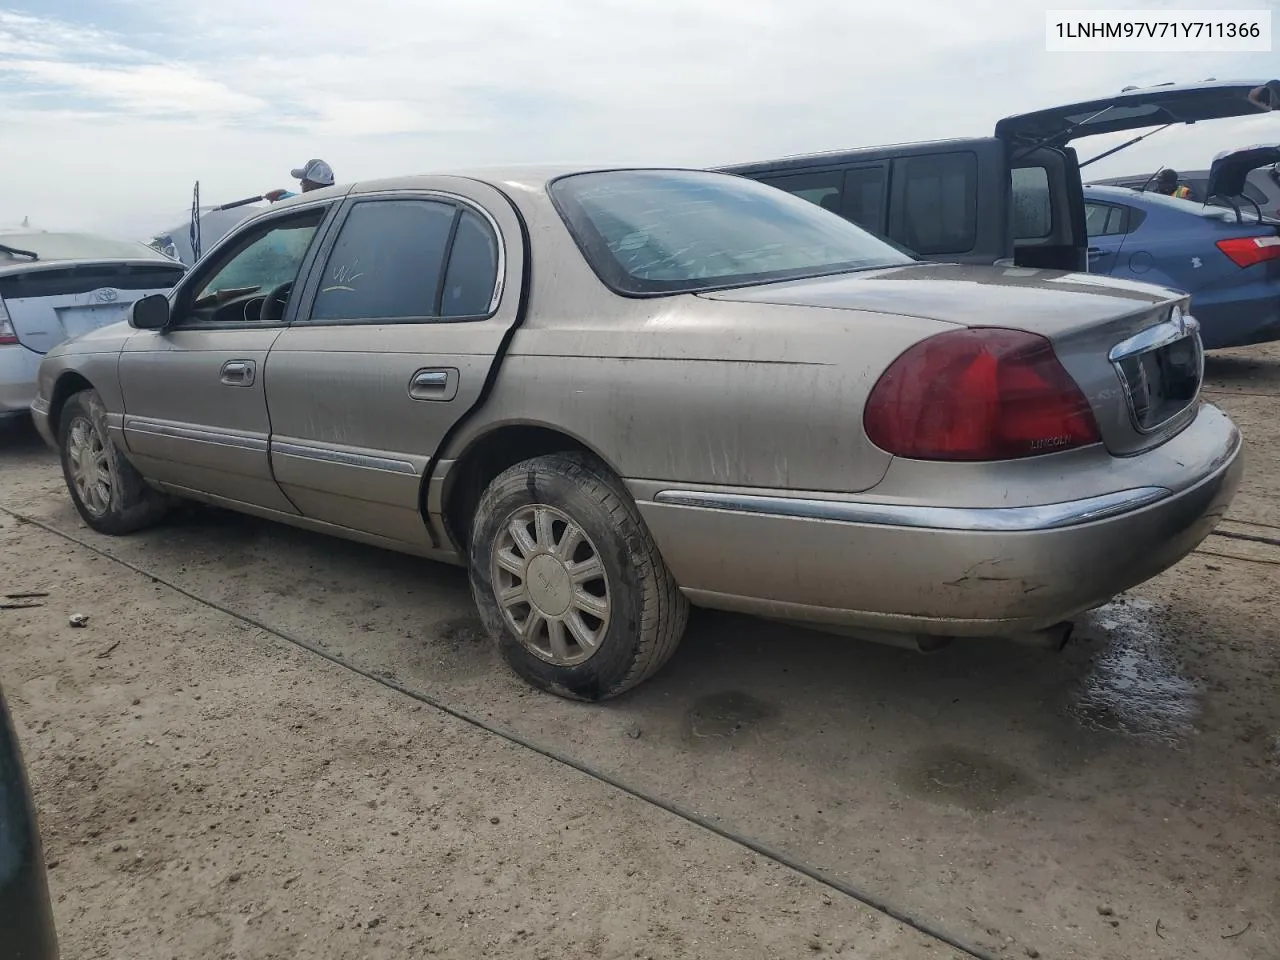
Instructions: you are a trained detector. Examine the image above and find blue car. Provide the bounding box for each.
[1083,184,1280,349]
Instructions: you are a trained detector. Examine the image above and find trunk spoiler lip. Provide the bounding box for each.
[0,257,187,281]
[996,79,1280,148]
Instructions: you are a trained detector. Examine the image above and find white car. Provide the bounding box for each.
[0,231,186,425]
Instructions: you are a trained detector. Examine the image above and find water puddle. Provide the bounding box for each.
[1070,597,1200,746]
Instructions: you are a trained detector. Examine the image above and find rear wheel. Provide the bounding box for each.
[469,452,689,701]
[58,390,168,535]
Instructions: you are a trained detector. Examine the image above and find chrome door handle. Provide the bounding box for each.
[408,367,458,402]
[413,371,448,389]
[220,360,256,387]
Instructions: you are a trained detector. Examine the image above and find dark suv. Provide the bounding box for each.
[719,79,1278,271]
[1,684,59,960]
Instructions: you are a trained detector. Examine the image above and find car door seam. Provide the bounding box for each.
[417,178,535,550]
[263,201,347,516]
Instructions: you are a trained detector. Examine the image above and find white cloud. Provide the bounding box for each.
[4,58,266,116]
[1,0,1277,238]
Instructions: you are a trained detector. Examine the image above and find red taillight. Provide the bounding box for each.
[1216,235,1280,268]
[864,328,1102,461]
[0,299,16,345]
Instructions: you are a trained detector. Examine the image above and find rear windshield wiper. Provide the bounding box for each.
[0,242,38,261]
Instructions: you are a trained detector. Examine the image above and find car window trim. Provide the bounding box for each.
[167,202,338,332]
[289,190,506,328]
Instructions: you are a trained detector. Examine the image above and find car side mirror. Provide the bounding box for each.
[130,294,170,330]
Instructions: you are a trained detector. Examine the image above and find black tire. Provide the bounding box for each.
[469,452,689,701]
[58,389,168,535]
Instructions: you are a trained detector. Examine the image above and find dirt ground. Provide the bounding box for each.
[2,345,1279,960]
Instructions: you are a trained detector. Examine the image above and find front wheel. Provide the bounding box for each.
[58,389,168,535]
[469,452,689,701]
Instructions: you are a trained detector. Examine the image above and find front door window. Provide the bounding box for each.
[180,211,326,325]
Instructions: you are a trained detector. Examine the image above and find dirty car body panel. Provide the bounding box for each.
[32,167,1242,694]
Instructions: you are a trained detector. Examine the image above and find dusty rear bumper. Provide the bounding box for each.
[635,406,1243,637]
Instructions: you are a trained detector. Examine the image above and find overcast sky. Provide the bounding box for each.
[2,0,1277,239]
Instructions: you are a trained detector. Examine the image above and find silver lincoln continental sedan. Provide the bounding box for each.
[31,167,1242,700]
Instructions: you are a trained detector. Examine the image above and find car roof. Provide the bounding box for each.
[258,165,712,211]
[716,138,993,175]
[1083,184,1148,199]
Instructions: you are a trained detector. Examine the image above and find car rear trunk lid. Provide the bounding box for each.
[0,260,184,354]
[700,264,1201,457]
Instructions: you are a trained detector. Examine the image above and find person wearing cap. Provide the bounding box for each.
[1154,169,1192,200]
[264,159,335,202]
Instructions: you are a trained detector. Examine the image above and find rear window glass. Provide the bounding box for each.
[1242,182,1270,205]
[1011,167,1052,240]
[891,153,978,255]
[0,232,169,264]
[550,170,912,296]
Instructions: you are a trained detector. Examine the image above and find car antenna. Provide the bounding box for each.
[1078,123,1174,169]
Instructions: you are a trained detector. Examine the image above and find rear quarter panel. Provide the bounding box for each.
[438,189,953,493]
[460,297,955,493]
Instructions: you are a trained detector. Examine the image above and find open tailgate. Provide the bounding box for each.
[996,79,1279,146]
[1207,142,1280,198]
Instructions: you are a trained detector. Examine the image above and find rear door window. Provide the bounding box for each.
[1084,202,1132,237]
[440,210,500,317]
[890,152,978,255]
[758,171,844,214]
[842,166,888,233]
[311,200,456,321]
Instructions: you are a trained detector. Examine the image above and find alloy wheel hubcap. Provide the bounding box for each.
[492,504,611,666]
[67,417,113,517]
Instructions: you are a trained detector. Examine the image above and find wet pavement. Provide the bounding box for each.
[2,344,1279,960]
